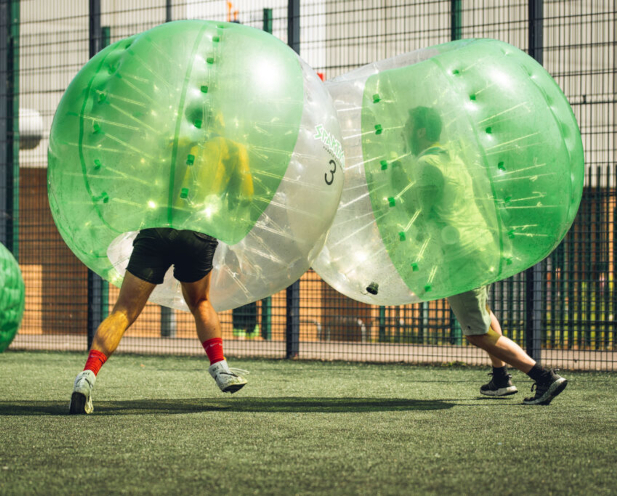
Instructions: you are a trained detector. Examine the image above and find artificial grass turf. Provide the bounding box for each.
[0,351,615,495]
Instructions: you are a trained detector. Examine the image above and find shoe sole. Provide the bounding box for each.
[223,383,247,394]
[69,392,93,414]
[523,378,568,405]
[480,386,518,397]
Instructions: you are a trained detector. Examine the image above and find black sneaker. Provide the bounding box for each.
[523,370,567,405]
[480,373,518,397]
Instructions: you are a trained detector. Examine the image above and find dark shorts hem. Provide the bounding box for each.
[126,228,218,285]
[125,266,165,285]
[173,266,214,284]
[446,286,492,336]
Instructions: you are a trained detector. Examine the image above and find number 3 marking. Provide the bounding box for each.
[325,160,337,185]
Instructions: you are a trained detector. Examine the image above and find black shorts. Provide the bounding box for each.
[126,228,218,284]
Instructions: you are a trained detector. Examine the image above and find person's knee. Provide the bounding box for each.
[466,328,500,348]
[185,298,200,314]
[465,333,486,346]
[111,305,139,327]
[184,292,209,314]
[181,274,212,313]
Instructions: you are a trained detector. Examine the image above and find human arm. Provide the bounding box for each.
[401,159,444,240]
[226,142,254,208]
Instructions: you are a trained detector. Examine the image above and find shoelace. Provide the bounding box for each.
[529,379,550,396]
[488,372,511,385]
[217,368,249,378]
[532,368,560,391]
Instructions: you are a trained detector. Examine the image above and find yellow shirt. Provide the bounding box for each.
[398,143,498,276]
[182,136,254,210]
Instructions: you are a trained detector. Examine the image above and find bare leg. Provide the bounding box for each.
[486,307,506,368]
[180,272,221,342]
[466,327,536,373]
[448,291,506,369]
[181,273,247,393]
[91,272,156,357]
[70,272,156,414]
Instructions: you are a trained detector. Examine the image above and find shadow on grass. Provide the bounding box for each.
[475,395,519,401]
[0,397,454,416]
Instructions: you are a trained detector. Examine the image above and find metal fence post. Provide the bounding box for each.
[285,0,300,359]
[449,0,463,345]
[160,306,176,338]
[287,0,300,54]
[0,0,19,257]
[450,0,461,42]
[87,0,106,349]
[378,306,386,342]
[286,280,300,358]
[88,0,103,57]
[165,0,172,24]
[524,0,544,363]
[263,7,273,34]
[525,264,543,362]
[528,0,544,66]
[259,7,274,341]
[159,0,177,338]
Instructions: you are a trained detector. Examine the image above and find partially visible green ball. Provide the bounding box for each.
[0,243,25,352]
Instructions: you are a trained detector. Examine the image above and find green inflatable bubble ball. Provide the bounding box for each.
[313,39,584,305]
[48,20,344,311]
[0,243,25,353]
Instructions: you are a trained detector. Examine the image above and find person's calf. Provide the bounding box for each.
[465,332,498,350]
[466,330,535,373]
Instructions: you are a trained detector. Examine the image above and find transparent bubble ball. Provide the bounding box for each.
[312,39,583,305]
[48,20,344,311]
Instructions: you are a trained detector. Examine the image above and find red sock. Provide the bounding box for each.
[202,337,224,365]
[84,350,108,376]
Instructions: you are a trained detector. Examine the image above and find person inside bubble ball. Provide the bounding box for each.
[69,122,254,415]
[181,111,255,216]
[397,106,567,405]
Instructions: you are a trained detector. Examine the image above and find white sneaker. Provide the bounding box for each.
[208,360,247,394]
[69,370,96,414]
